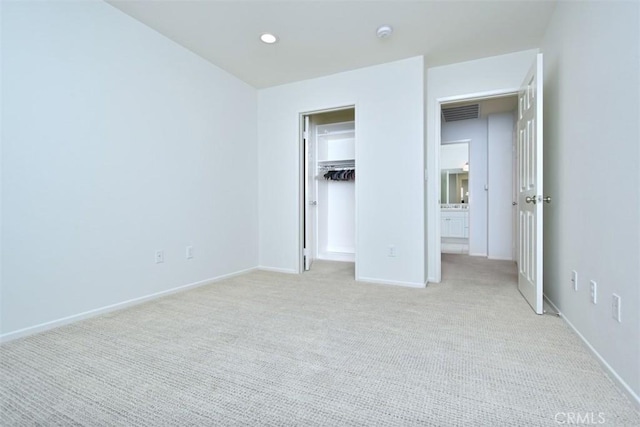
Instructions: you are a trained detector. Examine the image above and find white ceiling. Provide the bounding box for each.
[107,0,557,89]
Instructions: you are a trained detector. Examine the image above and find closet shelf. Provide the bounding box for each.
[317,159,355,170]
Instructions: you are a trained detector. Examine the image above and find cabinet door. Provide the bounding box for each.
[463,213,469,238]
[449,216,465,238]
[441,216,450,237]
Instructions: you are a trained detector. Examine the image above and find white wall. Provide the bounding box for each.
[542,1,640,403]
[441,119,488,256]
[487,113,515,260]
[440,143,468,170]
[322,182,355,254]
[1,1,258,337]
[426,49,538,282]
[258,57,425,286]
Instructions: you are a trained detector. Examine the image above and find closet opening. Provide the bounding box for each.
[299,107,356,274]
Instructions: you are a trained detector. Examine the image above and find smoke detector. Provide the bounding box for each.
[376,25,393,39]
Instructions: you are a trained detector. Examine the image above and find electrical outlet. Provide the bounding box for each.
[186,246,193,259]
[571,270,578,291]
[612,294,621,322]
[388,245,396,257]
[155,250,164,264]
[590,280,597,304]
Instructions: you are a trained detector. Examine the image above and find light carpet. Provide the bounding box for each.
[1,256,639,426]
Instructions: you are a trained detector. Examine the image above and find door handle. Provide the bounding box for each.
[512,202,517,206]
[543,196,551,204]
[525,196,537,204]
[309,201,317,206]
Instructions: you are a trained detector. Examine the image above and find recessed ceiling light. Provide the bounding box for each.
[260,33,278,44]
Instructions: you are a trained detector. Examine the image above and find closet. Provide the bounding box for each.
[303,108,355,270]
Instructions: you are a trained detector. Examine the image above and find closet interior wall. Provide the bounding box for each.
[308,109,356,264]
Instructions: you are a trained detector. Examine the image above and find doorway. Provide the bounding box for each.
[438,95,519,268]
[429,54,545,314]
[300,107,356,273]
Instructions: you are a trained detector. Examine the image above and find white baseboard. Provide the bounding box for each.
[257,266,298,274]
[543,295,640,410]
[488,255,514,261]
[318,252,355,263]
[357,276,426,289]
[0,267,258,343]
[469,252,487,257]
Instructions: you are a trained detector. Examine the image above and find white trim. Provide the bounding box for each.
[488,255,514,261]
[353,106,360,281]
[441,138,471,146]
[299,105,357,276]
[257,266,298,274]
[544,296,640,410]
[0,267,258,343]
[543,294,560,314]
[357,276,426,289]
[438,89,520,105]
[469,252,488,257]
[433,103,442,282]
[317,252,355,263]
[298,112,306,274]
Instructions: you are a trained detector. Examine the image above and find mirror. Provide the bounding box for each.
[441,169,469,203]
[440,142,469,204]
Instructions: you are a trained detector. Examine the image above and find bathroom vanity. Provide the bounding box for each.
[441,204,469,238]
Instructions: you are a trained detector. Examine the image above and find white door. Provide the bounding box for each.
[517,53,544,314]
[303,116,316,271]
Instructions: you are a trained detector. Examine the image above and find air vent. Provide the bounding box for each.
[442,104,480,122]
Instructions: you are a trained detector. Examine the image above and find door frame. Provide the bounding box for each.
[298,105,357,275]
[432,89,518,283]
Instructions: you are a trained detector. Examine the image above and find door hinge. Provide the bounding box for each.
[303,131,309,140]
[303,248,310,256]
